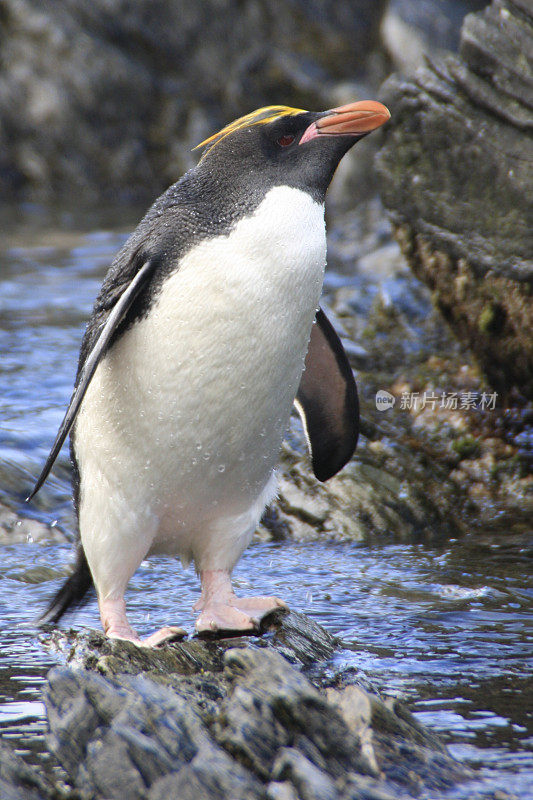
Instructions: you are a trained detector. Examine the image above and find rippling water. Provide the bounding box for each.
[0,207,531,798]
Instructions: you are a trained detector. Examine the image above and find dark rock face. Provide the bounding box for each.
[46,667,263,799]
[376,0,533,399]
[38,612,467,800]
[0,0,386,206]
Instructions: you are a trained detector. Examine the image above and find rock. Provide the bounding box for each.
[0,0,387,207]
[376,0,533,399]
[265,419,466,546]
[271,749,338,800]
[45,666,262,800]
[43,609,335,676]
[382,0,491,74]
[266,781,302,800]
[213,648,373,781]
[41,613,467,800]
[0,738,55,800]
[326,685,379,774]
[148,748,262,800]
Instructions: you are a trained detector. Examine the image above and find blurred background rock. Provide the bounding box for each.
[0,0,488,207]
[377,0,533,400]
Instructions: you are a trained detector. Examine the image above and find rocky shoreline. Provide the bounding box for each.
[1,611,468,800]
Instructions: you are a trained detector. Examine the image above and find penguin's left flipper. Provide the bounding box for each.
[295,307,359,482]
[26,258,157,501]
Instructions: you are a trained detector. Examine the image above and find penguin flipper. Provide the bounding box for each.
[26,258,156,501]
[295,307,359,482]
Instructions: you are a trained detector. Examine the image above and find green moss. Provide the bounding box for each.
[478,303,507,336]
[452,436,481,460]
[478,304,495,334]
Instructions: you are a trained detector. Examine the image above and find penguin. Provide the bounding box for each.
[28,100,390,645]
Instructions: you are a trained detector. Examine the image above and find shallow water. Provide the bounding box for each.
[0,208,531,798]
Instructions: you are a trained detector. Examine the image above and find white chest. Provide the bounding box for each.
[76,186,326,517]
[151,185,326,361]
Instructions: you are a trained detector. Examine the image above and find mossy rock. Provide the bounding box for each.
[376,0,533,399]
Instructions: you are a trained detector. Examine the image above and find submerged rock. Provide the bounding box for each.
[0,500,66,544]
[40,612,466,800]
[376,0,533,399]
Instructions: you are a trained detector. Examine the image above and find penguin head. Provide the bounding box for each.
[195,101,390,202]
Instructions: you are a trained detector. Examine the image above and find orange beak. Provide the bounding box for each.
[299,100,390,145]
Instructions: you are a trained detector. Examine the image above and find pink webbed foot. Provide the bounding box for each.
[195,597,288,636]
[100,597,186,647]
[194,570,288,636]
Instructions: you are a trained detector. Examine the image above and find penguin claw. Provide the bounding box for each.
[107,625,186,648]
[139,626,187,647]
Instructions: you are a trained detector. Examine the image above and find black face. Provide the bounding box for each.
[197,111,364,205]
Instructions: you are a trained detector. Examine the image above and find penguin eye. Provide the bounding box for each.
[277,134,295,148]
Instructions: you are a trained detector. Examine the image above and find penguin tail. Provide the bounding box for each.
[38,545,94,626]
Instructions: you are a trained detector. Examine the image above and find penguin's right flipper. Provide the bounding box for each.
[295,307,359,482]
[26,258,156,501]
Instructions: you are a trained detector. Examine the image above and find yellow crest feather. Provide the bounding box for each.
[194,105,308,156]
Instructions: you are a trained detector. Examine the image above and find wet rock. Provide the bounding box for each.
[45,666,261,800]
[362,693,462,795]
[148,748,262,800]
[325,679,466,796]
[44,609,335,675]
[376,0,533,399]
[0,0,387,207]
[213,648,373,781]
[265,416,466,546]
[42,613,467,800]
[271,749,338,800]
[326,685,379,774]
[0,738,55,800]
[263,607,337,666]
